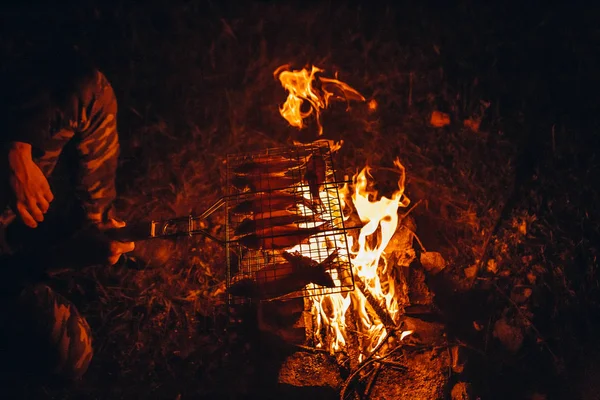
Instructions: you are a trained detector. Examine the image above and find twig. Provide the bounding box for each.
[340,331,408,400]
[293,344,333,354]
[400,199,422,220]
[354,279,396,328]
[364,363,382,398]
[339,329,395,400]
[400,225,426,252]
[372,359,408,370]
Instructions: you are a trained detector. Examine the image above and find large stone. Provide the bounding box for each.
[277,351,343,389]
[368,347,451,399]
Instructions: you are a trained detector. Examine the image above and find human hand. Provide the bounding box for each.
[96,218,136,265]
[7,142,54,228]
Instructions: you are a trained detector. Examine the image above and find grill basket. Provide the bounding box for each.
[225,142,355,303]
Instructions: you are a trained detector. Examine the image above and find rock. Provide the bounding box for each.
[278,352,343,389]
[401,316,446,346]
[450,345,466,374]
[510,286,533,304]
[420,251,446,275]
[493,317,524,354]
[258,298,306,344]
[463,118,481,132]
[369,347,450,399]
[451,381,474,400]
[407,267,434,305]
[430,111,451,127]
[464,265,478,279]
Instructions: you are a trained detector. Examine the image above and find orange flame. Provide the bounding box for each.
[274,65,366,135]
[274,65,413,361]
[310,160,412,358]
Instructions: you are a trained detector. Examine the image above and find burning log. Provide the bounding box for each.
[354,278,395,330]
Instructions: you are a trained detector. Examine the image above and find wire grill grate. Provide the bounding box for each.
[225,142,355,303]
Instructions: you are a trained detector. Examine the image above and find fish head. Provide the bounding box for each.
[240,234,261,249]
[309,267,335,288]
[228,278,259,298]
[231,176,250,190]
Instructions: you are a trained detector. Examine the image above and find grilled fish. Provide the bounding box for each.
[231,174,302,192]
[231,192,317,215]
[233,154,312,176]
[304,154,327,208]
[228,250,338,299]
[238,221,334,250]
[234,213,324,237]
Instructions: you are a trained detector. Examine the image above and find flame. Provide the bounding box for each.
[274,64,413,361]
[310,160,412,359]
[275,65,366,135]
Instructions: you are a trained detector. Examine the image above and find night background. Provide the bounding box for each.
[1,1,599,399]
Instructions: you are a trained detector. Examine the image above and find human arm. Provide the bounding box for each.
[5,141,54,228]
[0,219,134,287]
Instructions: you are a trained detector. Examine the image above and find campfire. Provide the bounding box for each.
[117,64,448,398]
[224,65,415,365]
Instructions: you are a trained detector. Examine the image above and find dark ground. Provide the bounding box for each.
[1,1,600,399]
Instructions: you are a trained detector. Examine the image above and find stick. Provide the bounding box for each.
[339,331,402,400]
[364,363,382,398]
[354,279,395,329]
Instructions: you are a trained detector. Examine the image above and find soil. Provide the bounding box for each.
[1,1,599,399]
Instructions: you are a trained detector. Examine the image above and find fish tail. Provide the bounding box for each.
[320,249,339,267]
[318,220,335,233]
[232,200,251,214]
[231,176,250,190]
[311,263,335,288]
[228,278,259,298]
[234,219,255,236]
[239,234,261,249]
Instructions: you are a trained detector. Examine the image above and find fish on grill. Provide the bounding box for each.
[228,250,338,299]
[238,221,334,250]
[231,174,302,192]
[234,213,324,237]
[304,154,327,208]
[231,191,317,215]
[233,154,312,176]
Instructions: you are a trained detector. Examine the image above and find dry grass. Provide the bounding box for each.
[2,1,599,398]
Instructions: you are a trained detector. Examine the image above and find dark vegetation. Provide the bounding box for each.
[1,1,599,398]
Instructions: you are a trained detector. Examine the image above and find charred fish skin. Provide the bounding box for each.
[228,252,336,299]
[281,249,338,288]
[233,153,314,176]
[233,159,306,176]
[304,154,327,208]
[231,175,300,193]
[231,192,318,216]
[238,221,334,250]
[234,213,324,237]
[227,278,260,298]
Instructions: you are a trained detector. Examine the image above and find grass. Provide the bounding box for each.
[2,1,599,398]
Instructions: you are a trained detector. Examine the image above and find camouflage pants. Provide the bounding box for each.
[0,284,93,382]
[0,70,119,381]
[0,70,120,236]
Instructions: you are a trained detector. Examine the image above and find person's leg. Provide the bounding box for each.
[3,70,121,249]
[74,70,120,224]
[5,283,94,382]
